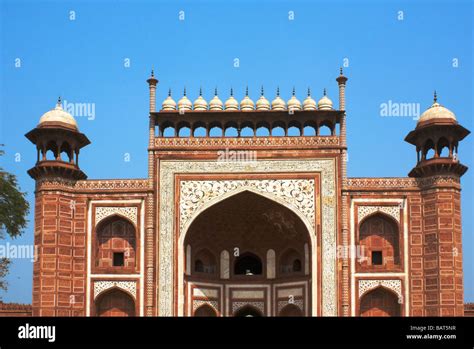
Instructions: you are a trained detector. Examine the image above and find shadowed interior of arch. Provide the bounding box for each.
[183,190,312,316]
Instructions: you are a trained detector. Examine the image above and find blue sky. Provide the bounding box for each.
[0,0,473,303]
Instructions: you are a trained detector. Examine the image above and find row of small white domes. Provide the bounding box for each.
[161,88,334,111]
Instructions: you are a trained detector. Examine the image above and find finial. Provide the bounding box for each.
[292,87,296,96]
[276,87,280,96]
[230,87,234,96]
[433,90,437,103]
[183,87,187,96]
[57,96,62,105]
[215,87,218,96]
[151,68,154,77]
[339,67,343,75]
[245,86,249,96]
[199,87,203,96]
[307,87,311,96]
[323,88,327,96]
[168,88,171,97]
[261,86,264,96]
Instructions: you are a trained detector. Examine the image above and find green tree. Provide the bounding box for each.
[0,146,29,299]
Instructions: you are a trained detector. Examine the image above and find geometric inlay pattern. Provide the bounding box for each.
[232,301,265,315]
[358,279,402,301]
[95,206,138,226]
[93,280,137,300]
[357,205,400,224]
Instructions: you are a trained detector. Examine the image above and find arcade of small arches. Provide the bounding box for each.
[418,136,459,162]
[35,139,81,165]
[154,119,340,138]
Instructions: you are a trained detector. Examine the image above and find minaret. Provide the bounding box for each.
[405,92,469,316]
[145,69,158,316]
[25,98,90,316]
[336,68,350,316]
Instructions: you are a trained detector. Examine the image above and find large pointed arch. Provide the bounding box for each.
[180,185,315,241]
[178,188,317,316]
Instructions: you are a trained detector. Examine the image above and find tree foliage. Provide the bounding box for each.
[0,146,30,297]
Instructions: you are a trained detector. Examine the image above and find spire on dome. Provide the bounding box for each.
[303,87,317,111]
[225,87,239,110]
[271,87,286,111]
[256,85,270,111]
[288,87,302,111]
[240,86,255,111]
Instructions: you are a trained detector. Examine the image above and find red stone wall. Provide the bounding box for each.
[32,190,87,316]
[422,188,463,316]
[407,193,424,316]
[408,187,464,316]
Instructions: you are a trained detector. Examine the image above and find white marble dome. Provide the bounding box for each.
[39,98,78,130]
[418,93,456,125]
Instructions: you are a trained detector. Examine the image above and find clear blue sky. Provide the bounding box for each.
[1,0,473,304]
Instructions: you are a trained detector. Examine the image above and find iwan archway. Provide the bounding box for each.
[181,190,314,316]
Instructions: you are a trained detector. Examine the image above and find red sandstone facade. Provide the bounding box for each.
[24,70,469,317]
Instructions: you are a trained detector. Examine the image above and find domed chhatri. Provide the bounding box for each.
[225,88,239,111]
[209,88,224,111]
[287,87,302,111]
[178,88,193,111]
[317,89,333,111]
[240,86,255,111]
[303,88,317,111]
[417,91,457,127]
[161,89,177,111]
[38,97,78,130]
[271,87,287,111]
[193,88,208,111]
[256,86,271,111]
[405,91,470,178]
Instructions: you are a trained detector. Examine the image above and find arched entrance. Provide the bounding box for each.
[234,305,263,317]
[183,190,312,316]
[96,289,136,317]
[358,213,400,270]
[194,304,217,317]
[359,287,401,317]
[279,304,304,317]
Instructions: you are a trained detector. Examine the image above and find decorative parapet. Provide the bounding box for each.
[344,176,461,191]
[36,178,150,193]
[344,178,418,191]
[154,136,340,150]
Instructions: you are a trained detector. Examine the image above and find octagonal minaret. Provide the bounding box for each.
[405,92,469,316]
